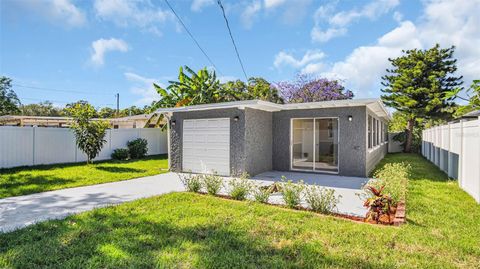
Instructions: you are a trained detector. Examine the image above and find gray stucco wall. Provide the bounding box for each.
[169,108,246,175]
[366,144,388,175]
[244,108,273,176]
[272,106,368,177]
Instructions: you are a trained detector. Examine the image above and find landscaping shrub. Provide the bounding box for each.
[179,173,203,193]
[228,173,252,200]
[111,148,129,160]
[363,185,394,224]
[252,185,271,203]
[371,162,410,205]
[305,185,341,214]
[203,173,223,195]
[280,176,305,209]
[127,138,148,159]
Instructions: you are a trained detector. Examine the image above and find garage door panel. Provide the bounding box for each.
[182,118,230,176]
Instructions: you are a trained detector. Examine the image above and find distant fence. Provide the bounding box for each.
[422,118,480,203]
[0,126,168,169]
[388,132,403,153]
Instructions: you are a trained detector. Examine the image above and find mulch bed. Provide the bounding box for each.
[195,192,406,226]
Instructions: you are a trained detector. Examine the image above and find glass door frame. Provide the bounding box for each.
[289,117,339,174]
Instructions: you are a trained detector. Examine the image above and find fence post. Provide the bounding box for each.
[447,122,453,178]
[458,120,464,188]
[32,126,36,166]
[478,117,480,203]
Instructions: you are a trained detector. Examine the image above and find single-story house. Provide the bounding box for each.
[156,98,390,177]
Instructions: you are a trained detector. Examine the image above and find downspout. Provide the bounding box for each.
[164,112,172,171]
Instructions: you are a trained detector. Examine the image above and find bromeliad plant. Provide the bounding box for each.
[363,185,393,224]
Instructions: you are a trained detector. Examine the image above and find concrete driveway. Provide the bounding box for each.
[0,173,184,233]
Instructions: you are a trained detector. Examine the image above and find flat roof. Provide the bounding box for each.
[155,98,391,120]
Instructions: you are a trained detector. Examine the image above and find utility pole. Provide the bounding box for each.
[115,93,119,117]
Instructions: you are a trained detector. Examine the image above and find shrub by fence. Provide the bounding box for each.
[422,118,480,203]
[0,126,167,168]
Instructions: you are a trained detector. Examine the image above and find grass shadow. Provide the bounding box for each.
[94,166,146,173]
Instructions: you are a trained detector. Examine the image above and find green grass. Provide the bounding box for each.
[0,155,168,198]
[1,154,479,268]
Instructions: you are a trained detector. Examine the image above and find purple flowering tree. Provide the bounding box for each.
[275,74,354,103]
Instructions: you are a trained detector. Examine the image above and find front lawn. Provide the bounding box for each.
[0,155,168,199]
[1,154,479,268]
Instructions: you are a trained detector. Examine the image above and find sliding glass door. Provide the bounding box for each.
[291,118,338,173]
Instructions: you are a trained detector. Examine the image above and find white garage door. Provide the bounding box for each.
[182,118,230,176]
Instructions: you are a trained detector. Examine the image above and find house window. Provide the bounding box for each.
[372,118,377,147]
[384,123,388,142]
[113,125,119,129]
[368,115,372,149]
[380,121,383,144]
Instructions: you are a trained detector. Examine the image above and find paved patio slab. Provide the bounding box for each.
[251,171,370,217]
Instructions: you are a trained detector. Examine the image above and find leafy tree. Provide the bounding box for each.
[120,106,145,117]
[63,100,98,117]
[0,76,21,115]
[445,80,480,117]
[275,74,354,103]
[221,77,284,103]
[98,107,116,118]
[19,101,63,116]
[151,66,222,110]
[68,103,109,164]
[381,44,462,152]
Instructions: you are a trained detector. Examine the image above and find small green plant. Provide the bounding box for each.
[371,162,410,205]
[252,185,271,203]
[111,148,129,160]
[68,102,109,164]
[305,185,341,214]
[127,138,148,159]
[203,173,223,195]
[280,176,305,209]
[228,173,252,200]
[179,173,203,193]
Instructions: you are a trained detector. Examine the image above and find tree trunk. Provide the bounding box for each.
[405,118,414,153]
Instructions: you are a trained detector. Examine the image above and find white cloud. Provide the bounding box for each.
[94,0,175,35]
[241,1,262,29]
[191,0,214,12]
[274,50,325,69]
[311,0,399,42]
[264,0,287,9]
[278,0,480,97]
[124,72,163,105]
[9,0,86,27]
[90,38,129,66]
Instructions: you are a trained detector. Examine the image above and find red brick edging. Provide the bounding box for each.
[393,200,406,226]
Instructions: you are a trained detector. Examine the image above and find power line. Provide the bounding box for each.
[217,0,248,81]
[13,84,114,96]
[163,0,221,74]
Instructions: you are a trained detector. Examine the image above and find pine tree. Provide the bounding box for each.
[381,44,462,152]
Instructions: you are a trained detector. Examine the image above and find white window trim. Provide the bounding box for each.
[367,111,388,153]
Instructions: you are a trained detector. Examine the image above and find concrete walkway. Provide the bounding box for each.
[0,173,184,233]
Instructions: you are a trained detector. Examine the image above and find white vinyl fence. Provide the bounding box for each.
[422,118,480,203]
[0,126,168,169]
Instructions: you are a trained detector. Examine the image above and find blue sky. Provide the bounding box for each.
[1,0,479,109]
